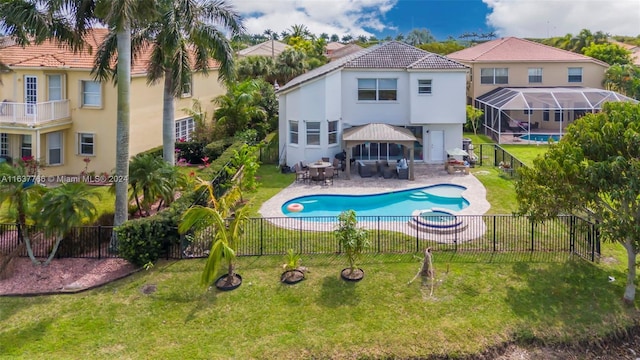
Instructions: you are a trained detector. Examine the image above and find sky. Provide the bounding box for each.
[234,0,640,41]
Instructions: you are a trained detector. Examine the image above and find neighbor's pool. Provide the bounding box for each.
[282,184,469,220]
[519,134,561,142]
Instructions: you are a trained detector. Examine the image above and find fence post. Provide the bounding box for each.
[260,218,264,256]
[569,216,575,254]
[530,221,535,252]
[492,216,497,252]
[377,217,381,254]
[97,226,102,259]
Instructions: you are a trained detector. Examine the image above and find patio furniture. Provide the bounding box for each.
[397,168,409,180]
[332,158,341,177]
[321,157,330,162]
[357,161,375,178]
[309,167,325,184]
[324,166,335,185]
[293,163,309,183]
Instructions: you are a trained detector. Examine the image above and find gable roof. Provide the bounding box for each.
[328,43,364,60]
[237,39,288,57]
[343,123,418,143]
[325,42,345,51]
[278,41,467,93]
[447,37,608,67]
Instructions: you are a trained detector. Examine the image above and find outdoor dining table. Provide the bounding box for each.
[307,161,332,170]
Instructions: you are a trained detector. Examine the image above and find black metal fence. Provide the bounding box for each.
[3,214,598,262]
[478,144,527,178]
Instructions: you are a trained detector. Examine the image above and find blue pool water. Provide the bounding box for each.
[282,184,469,220]
[519,134,561,142]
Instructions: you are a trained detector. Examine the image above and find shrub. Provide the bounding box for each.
[204,139,234,159]
[175,141,206,164]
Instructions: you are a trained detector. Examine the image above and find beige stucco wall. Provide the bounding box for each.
[460,61,607,102]
[0,68,224,176]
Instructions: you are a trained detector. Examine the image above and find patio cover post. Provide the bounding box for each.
[409,147,415,180]
[346,149,351,180]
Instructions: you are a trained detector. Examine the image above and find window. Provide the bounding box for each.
[175,117,195,141]
[306,121,320,146]
[357,78,397,101]
[528,68,542,83]
[81,80,101,107]
[554,110,562,121]
[78,133,94,156]
[328,120,338,145]
[48,75,62,101]
[480,68,508,84]
[543,109,550,121]
[21,135,32,158]
[47,131,62,165]
[418,79,432,94]
[568,67,582,83]
[523,109,533,115]
[0,133,7,157]
[181,78,192,98]
[289,120,298,144]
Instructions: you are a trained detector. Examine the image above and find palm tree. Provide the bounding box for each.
[128,154,174,217]
[213,80,267,137]
[179,179,247,288]
[405,28,436,46]
[274,48,308,84]
[288,24,312,41]
[95,0,244,166]
[0,162,45,264]
[37,183,101,265]
[236,55,276,83]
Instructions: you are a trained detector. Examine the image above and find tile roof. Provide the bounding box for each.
[447,37,608,67]
[325,42,345,51]
[328,43,364,60]
[237,40,288,57]
[278,41,467,93]
[0,28,219,75]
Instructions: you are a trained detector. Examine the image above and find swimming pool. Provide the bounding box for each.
[519,134,561,142]
[282,184,469,220]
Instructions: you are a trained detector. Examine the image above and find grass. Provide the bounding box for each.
[0,253,635,359]
[2,139,637,359]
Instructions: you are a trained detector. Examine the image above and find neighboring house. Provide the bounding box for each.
[237,39,288,59]
[324,41,345,56]
[327,43,364,61]
[277,41,468,175]
[610,40,640,66]
[446,37,638,143]
[0,28,225,176]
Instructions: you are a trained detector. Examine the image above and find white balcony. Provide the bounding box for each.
[0,100,71,127]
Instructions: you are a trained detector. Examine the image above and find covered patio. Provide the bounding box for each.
[342,123,419,180]
[475,87,638,144]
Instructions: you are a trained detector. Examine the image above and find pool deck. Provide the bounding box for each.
[259,164,491,243]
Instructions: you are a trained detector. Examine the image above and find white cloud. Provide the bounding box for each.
[234,0,398,37]
[484,0,640,38]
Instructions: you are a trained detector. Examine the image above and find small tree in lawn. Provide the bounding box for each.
[465,105,484,135]
[37,182,101,265]
[179,179,247,288]
[516,102,640,304]
[335,209,369,279]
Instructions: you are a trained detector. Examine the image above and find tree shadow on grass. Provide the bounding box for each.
[505,259,630,343]
[316,275,360,308]
[0,317,52,355]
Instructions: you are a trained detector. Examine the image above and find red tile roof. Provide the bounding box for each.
[0,28,218,74]
[448,37,608,67]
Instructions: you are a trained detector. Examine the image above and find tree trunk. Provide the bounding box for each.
[111,24,132,251]
[162,72,175,165]
[22,230,39,265]
[226,261,235,285]
[43,235,63,266]
[623,238,637,304]
[18,205,39,264]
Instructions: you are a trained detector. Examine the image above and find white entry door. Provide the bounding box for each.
[430,130,444,162]
[24,76,37,115]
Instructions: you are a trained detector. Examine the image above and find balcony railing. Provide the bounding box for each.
[0,100,71,126]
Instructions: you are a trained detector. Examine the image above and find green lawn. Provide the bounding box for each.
[2,140,638,359]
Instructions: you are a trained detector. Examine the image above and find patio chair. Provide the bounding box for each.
[332,158,341,177]
[309,167,324,184]
[323,166,335,185]
[293,163,308,183]
[321,157,330,162]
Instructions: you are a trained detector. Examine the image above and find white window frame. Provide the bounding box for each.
[47,131,63,165]
[568,67,583,83]
[175,117,195,141]
[480,68,508,84]
[306,121,320,146]
[528,68,543,83]
[47,74,63,101]
[180,78,192,98]
[77,133,95,156]
[289,120,298,145]
[0,133,8,157]
[81,80,102,108]
[357,78,397,101]
[418,79,432,95]
[328,120,338,145]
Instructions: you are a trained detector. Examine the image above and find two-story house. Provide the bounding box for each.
[277,41,468,177]
[0,29,225,177]
[447,37,636,142]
